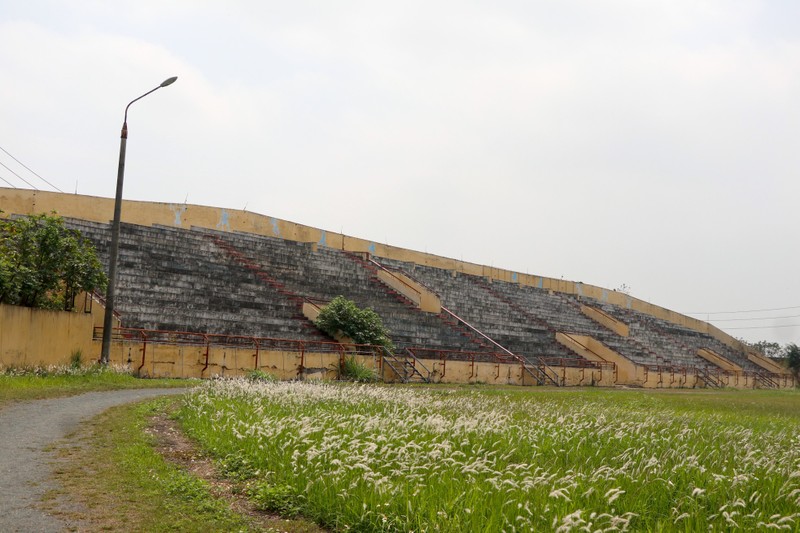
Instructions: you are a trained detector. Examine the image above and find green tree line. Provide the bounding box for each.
[0,212,107,311]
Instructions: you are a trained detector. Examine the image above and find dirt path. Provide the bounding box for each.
[0,388,187,533]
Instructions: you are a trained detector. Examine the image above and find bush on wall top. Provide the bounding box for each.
[0,212,107,311]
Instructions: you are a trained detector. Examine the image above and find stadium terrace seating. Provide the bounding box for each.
[377,258,759,371]
[375,259,587,365]
[591,300,762,372]
[66,219,329,340]
[65,218,763,373]
[196,228,497,355]
[66,219,495,354]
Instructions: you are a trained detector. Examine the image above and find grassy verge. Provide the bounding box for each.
[0,366,193,407]
[46,398,253,532]
[179,381,800,531]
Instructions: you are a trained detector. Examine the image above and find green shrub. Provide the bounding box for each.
[245,369,277,383]
[249,482,303,517]
[315,295,394,351]
[218,452,260,481]
[341,355,378,382]
[786,343,800,382]
[69,349,83,369]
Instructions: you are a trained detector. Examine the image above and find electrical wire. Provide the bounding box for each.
[708,313,800,323]
[0,145,64,192]
[687,305,800,315]
[0,160,37,189]
[724,324,800,330]
[0,173,17,188]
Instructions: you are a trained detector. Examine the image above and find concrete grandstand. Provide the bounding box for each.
[0,187,793,388]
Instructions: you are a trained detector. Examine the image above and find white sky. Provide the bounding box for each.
[1,1,798,345]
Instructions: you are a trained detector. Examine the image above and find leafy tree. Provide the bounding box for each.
[0,212,107,310]
[749,340,783,359]
[315,295,394,351]
[785,343,800,381]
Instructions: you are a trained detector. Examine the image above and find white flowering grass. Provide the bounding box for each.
[179,381,800,531]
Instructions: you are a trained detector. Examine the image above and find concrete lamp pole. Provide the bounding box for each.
[100,76,178,364]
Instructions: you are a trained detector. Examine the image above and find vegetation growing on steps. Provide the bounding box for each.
[314,295,394,351]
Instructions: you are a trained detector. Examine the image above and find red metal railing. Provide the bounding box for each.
[88,290,122,321]
[93,329,791,387]
[93,326,380,375]
[363,257,561,386]
[93,326,378,352]
[363,256,424,301]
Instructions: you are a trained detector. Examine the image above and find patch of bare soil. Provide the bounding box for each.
[147,414,326,533]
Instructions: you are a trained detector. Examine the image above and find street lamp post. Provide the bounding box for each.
[100,76,177,364]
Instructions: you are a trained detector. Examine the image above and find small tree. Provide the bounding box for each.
[749,340,783,359]
[0,212,107,310]
[315,295,394,351]
[785,343,800,382]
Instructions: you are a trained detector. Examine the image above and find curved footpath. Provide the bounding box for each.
[0,388,187,533]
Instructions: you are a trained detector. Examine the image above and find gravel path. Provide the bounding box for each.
[0,388,187,533]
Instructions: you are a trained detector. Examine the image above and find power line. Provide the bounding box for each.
[709,313,800,323]
[687,305,800,315]
[724,324,800,331]
[0,160,37,189]
[0,173,17,188]
[0,145,64,192]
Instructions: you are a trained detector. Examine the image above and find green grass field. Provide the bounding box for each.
[178,381,800,532]
[0,365,190,407]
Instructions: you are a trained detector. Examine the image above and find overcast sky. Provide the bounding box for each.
[1,1,798,345]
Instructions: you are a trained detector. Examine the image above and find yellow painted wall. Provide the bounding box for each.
[302,301,322,322]
[556,332,642,385]
[580,305,629,337]
[0,188,760,357]
[551,331,792,389]
[72,291,120,331]
[0,303,95,367]
[416,357,614,387]
[697,348,742,373]
[746,351,789,375]
[97,336,619,386]
[0,303,790,389]
[377,269,441,313]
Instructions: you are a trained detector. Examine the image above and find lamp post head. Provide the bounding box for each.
[160,76,178,87]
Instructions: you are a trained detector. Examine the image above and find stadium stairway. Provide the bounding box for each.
[194,228,504,356]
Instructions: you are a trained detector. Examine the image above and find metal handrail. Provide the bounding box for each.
[364,259,555,382]
[366,257,423,300]
[441,306,517,358]
[404,347,432,377]
[93,326,377,355]
[90,290,122,320]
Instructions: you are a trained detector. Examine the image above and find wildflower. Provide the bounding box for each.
[722,511,739,528]
[549,488,571,501]
[604,488,625,504]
